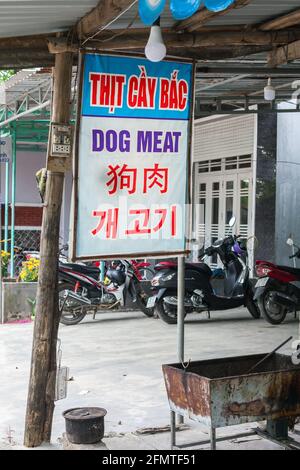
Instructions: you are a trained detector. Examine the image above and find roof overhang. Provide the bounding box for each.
[2,1,300,116]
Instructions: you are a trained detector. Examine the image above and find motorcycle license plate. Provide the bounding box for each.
[255,277,269,288]
[147,296,157,308]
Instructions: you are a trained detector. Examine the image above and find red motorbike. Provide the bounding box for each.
[254,240,300,324]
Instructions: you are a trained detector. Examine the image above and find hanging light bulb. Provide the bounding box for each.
[264,78,276,101]
[145,18,167,62]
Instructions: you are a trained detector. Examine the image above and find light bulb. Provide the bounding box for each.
[145,25,167,62]
[264,78,275,101]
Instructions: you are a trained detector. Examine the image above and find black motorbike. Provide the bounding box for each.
[148,222,260,324]
[58,259,153,325]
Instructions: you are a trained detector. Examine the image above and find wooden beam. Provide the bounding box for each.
[260,9,300,31]
[2,27,299,54]
[268,40,300,67]
[176,0,253,32]
[168,45,272,61]
[77,0,134,39]
[2,28,300,69]
[49,30,300,51]
[0,50,54,69]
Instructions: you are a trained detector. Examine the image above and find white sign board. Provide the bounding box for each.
[72,53,194,260]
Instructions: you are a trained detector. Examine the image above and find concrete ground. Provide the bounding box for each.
[0,308,299,450]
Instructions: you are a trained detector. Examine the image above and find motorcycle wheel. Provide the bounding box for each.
[59,282,87,326]
[134,280,154,317]
[245,287,261,319]
[258,288,288,325]
[155,292,188,325]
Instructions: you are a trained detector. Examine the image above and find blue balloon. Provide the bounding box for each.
[139,0,166,25]
[170,0,202,20]
[204,0,235,12]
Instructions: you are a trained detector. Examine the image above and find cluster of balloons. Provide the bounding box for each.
[139,0,235,25]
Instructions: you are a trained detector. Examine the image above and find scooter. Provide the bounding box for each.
[93,259,155,282]
[254,237,300,325]
[148,217,260,324]
[58,259,153,325]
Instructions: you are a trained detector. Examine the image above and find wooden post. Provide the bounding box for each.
[24,52,73,447]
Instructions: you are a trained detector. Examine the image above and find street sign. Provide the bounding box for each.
[0,137,11,163]
[72,53,194,260]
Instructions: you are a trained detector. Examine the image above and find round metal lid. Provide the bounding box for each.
[63,407,107,420]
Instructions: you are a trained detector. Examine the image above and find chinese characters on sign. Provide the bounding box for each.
[73,53,193,259]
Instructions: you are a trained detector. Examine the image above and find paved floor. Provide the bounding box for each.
[0,308,299,450]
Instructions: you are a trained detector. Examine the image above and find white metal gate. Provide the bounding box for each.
[193,156,253,267]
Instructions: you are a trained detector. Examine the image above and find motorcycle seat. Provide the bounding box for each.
[277,265,300,278]
[62,263,100,280]
[185,262,213,277]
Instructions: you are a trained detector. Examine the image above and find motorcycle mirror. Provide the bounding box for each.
[287,238,294,247]
[229,216,236,228]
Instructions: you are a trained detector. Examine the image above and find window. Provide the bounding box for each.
[197,155,252,174]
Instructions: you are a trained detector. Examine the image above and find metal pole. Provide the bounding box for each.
[177,255,185,361]
[210,426,217,451]
[177,255,185,425]
[0,156,2,323]
[170,410,176,449]
[4,158,9,252]
[10,124,16,277]
[100,261,105,282]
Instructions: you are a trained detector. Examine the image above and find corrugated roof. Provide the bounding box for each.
[0,0,99,37]
[208,0,300,26]
[105,1,300,29]
[1,1,300,38]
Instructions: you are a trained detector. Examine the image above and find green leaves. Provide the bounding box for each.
[0,70,15,83]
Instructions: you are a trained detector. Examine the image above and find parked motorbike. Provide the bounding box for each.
[58,259,154,325]
[254,238,300,325]
[148,217,260,324]
[93,259,155,282]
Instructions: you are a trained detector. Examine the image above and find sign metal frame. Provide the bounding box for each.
[71,50,195,261]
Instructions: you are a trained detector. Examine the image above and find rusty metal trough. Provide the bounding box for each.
[162,353,300,450]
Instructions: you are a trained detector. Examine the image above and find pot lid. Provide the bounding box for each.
[63,407,107,420]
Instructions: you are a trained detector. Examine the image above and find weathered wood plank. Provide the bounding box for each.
[48,30,300,51]
[77,0,134,39]
[175,0,253,32]
[268,40,300,67]
[24,52,73,448]
[260,9,300,31]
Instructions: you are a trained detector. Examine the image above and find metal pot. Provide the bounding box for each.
[63,407,107,444]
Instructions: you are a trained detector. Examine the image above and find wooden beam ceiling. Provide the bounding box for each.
[2,28,300,69]
[76,0,134,39]
[269,40,300,67]
[48,30,300,51]
[260,8,300,31]
[2,2,300,69]
[175,0,253,32]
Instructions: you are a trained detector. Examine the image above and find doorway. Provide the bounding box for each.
[193,156,253,268]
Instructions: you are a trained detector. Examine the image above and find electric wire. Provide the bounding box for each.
[81,0,138,47]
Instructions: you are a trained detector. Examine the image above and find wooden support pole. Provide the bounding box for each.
[24,52,73,448]
[268,40,300,67]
